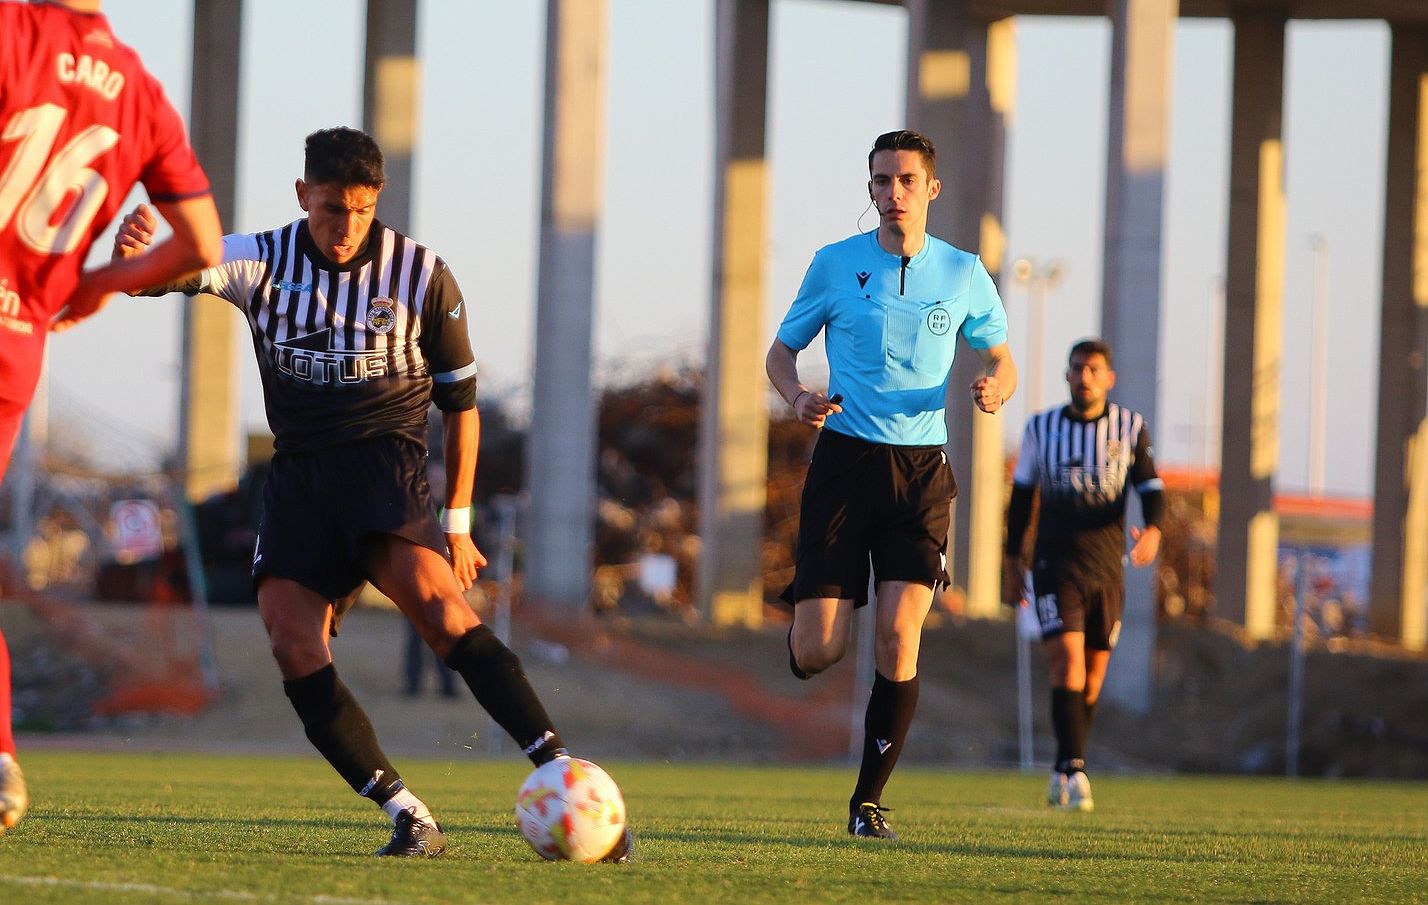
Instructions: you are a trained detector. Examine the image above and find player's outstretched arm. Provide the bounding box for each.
[53,196,222,332]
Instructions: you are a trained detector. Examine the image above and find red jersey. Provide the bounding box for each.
[0,1,210,404]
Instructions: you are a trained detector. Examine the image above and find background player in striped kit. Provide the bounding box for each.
[1003,338,1164,811]
[111,127,629,860]
[0,0,223,835]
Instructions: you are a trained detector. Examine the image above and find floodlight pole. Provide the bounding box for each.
[1011,257,1064,414]
[1016,607,1034,771]
[1307,235,1330,496]
[488,496,519,757]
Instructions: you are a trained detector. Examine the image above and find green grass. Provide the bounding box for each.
[1,751,1426,904]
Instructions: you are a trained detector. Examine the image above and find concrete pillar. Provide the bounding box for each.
[363,0,420,234]
[904,0,1013,619]
[1215,8,1286,641]
[525,0,608,613]
[181,0,243,503]
[1369,25,1428,650]
[697,0,770,627]
[1098,0,1174,714]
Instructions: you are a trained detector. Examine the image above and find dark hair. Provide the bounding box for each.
[304,127,385,188]
[868,130,937,179]
[1069,338,1113,368]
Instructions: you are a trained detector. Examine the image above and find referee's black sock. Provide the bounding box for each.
[1051,686,1087,774]
[445,625,567,765]
[283,663,403,803]
[850,671,919,810]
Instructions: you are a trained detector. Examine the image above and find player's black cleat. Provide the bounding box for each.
[375,808,447,857]
[600,825,635,864]
[787,626,810,681]
[848,802,898,840]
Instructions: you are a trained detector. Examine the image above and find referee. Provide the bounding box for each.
[1003,338,1164,812]
[113,128,627,862]
[767,130,1017,840]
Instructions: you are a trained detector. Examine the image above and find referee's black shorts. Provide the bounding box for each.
[780,428,955,608]
[252,435,449,629]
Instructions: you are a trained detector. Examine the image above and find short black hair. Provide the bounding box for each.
[304,127,385,188]
[868,130,937,179]
[1069,338,1113,368]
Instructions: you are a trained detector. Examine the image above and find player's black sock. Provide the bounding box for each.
[445,625,567,765]
[1083,698,1098,737]
[1051,686,1087,774]
[850,671,919,809]
[283,663,403,803]
[787,626,811,680]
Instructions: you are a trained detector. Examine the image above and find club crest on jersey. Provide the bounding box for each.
[1106,440,1122,460]
[926,307,951,335]
[367,299,396,334]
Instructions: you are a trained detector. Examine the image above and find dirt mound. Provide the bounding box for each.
[520,612,1428,778]
[6,600,1426,778]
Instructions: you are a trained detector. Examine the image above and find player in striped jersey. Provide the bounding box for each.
[1002,338,1164,812]
[111,128,630,860]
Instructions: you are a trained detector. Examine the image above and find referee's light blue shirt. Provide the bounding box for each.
[776,230,1009,447]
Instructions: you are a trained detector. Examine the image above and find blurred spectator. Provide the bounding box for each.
[403,620,457,698]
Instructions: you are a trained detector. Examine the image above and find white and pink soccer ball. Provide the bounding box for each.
[515,757,627,863]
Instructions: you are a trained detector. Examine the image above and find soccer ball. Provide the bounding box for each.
[515,757,627,863]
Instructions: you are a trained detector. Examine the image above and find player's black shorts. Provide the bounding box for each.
[780,428,955,608]
[1030,563,1123,650]
[253,435,448,628]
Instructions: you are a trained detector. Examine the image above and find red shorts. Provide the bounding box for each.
[0,321,45,397]
[0,324,45,489]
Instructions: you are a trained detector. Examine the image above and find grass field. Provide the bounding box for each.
[1,751,1425,904]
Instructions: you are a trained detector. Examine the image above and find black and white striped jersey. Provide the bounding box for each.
[187,218,477,453]
[1010,403,1163,581]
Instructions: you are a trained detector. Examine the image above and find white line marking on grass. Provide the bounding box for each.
[1,876,418,905]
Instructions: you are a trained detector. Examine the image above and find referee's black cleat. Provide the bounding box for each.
[375,808,447,857]
[787,626,811,681]
[848,802,899,840]
[600,825,635,864]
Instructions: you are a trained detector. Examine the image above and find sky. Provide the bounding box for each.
[37,0,1393,499]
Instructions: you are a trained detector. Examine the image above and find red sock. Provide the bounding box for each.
[0,629,14,756]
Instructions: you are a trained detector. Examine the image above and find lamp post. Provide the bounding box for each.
[1012,257,1065,413]
[1307,235,1329,496]
[1009,257,1062,773]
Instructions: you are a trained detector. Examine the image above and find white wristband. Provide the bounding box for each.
[439,506,471,534]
